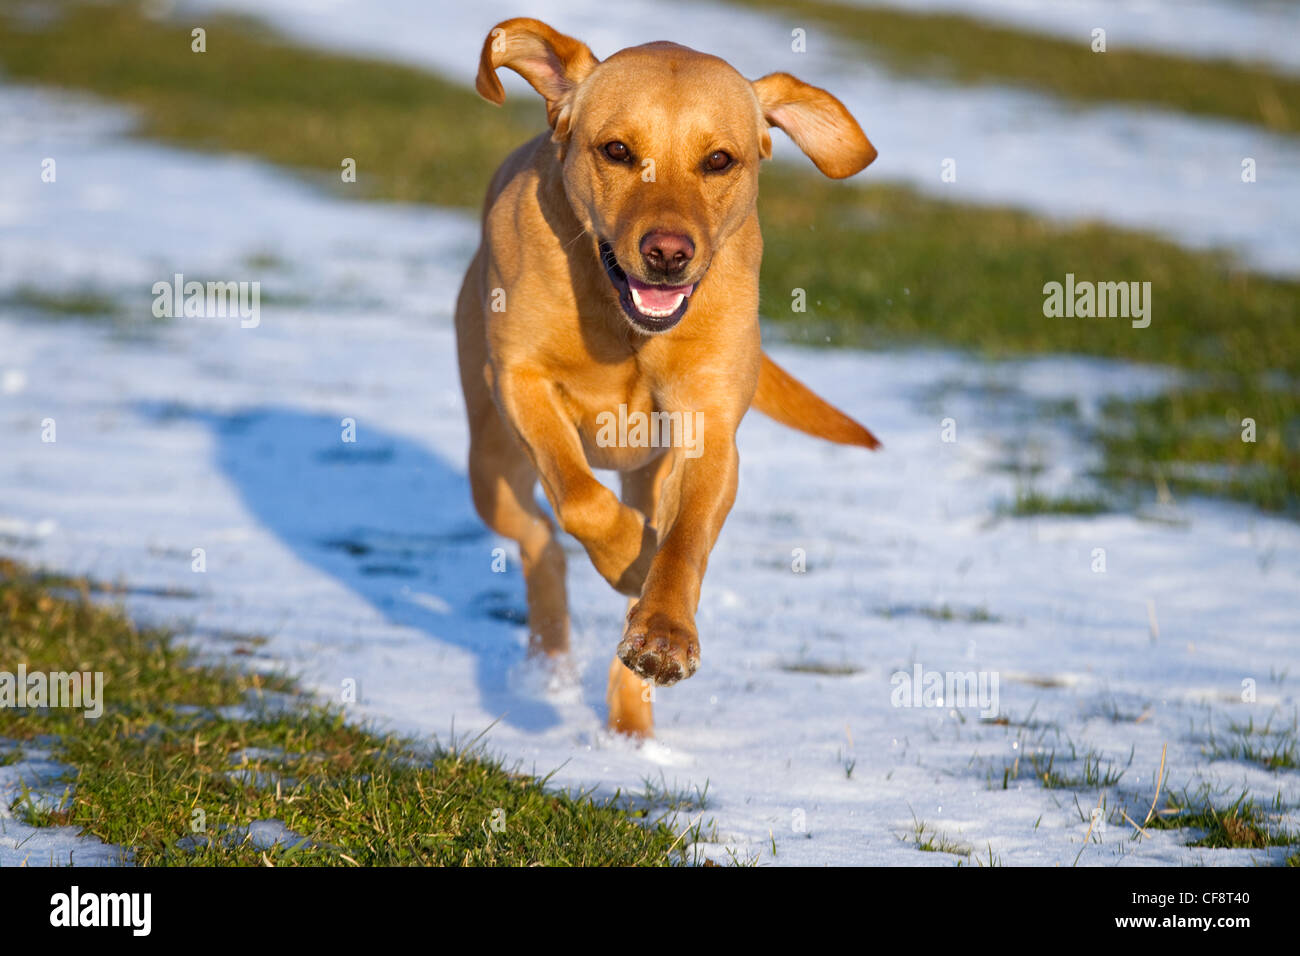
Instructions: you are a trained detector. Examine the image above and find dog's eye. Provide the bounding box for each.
[603,141,631,163]
[705,150,733,172]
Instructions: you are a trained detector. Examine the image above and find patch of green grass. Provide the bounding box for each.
[875,603,999,623]
[1097,385,1300,514]
[3,286,125,320]
[981,703,1055,734]
[1205,714,1300,772]
[740,0,1299,133]
[0,557,687,866]
[636,775,712,816]
[777,659,862,676]
[907,812,971,857]
[1147,789,1296,851]
[243,251,290,271]
[1001,488,1113,517]
[994,740,1130,791]
[1029,747,1130,790]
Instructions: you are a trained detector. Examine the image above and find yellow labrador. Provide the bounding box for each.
[455,17,879,736]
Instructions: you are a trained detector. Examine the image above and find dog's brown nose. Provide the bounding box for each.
[640,231,695,274]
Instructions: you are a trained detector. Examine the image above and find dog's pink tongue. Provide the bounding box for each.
[626,275,694,310]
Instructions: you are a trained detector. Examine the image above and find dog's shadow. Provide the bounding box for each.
[176,404,563,732]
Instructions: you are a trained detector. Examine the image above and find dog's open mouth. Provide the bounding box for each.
[599,241,695,334]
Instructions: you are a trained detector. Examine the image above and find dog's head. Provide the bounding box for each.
[477,18,876,334]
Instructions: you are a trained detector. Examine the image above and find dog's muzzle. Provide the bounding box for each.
[599,241,696,334]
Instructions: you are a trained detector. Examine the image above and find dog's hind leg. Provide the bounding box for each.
[466,397,570,657]
[457,250,568,657]
[605,450,677,736]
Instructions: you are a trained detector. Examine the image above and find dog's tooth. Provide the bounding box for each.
[628,289,685,319]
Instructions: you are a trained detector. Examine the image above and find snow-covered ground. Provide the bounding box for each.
[2,86,1298,866]
[843,0,1300,73]
[1,741,126,866]
[173,0,1300,276]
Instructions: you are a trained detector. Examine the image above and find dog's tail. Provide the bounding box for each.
[753,352,881,449]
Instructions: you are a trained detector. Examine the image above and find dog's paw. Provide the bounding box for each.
[617,603,699,686]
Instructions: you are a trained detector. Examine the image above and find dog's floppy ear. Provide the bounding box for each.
[751,72,876,178]
[476,18,598,136]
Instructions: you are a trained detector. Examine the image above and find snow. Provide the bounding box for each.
[0,743,127,867]
[172,0,1300,276]
[1,85,1298,866]
[176,820,313,852]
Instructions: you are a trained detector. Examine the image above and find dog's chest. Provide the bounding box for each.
[559,376,676,471]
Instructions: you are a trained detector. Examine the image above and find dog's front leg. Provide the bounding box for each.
[617,432,740,685]
[496,368,658,596]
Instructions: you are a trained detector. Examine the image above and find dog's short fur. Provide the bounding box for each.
[456,18,879,736]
